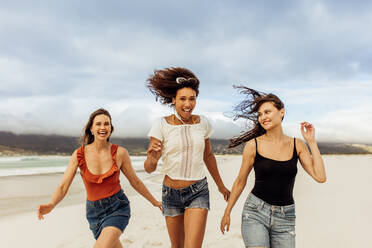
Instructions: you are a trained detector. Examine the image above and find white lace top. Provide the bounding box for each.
[148,115,213,180]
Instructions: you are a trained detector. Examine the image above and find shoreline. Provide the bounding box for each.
[1,153,371,217]
[0,171,164,218]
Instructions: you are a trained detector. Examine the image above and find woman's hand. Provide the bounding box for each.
[300,121,315,143]
[147,141,162,162]
[219,186,230,201]
[220,213,231,234]
[37,203,55,220]
[152,200,163,211]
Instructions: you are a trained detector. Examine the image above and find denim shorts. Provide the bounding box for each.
[241,193,296,248]
[86,189,131,239]
[162,177,210,217]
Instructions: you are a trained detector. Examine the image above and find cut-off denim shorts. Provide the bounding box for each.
[162,177,210,217]
[241,193,296,248]
[86,189,131,239]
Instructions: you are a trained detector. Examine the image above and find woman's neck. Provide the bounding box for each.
[90,140,110,152]
[263,125,285,142]
[174,112,193,124]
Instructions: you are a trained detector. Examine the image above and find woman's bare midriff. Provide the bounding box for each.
[163,175,197,189]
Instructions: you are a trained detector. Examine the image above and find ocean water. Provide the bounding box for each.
[0,155,148,177]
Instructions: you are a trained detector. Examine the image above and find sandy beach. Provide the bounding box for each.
[0,154,371,247]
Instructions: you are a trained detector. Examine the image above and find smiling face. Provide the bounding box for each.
[257,101,285,130]
[172,87,197,120]
[90,114,112,141]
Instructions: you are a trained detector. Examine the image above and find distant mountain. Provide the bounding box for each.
[0,131,371,156]
[0,131,149,156]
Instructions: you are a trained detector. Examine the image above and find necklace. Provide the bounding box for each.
[174,111,193,125]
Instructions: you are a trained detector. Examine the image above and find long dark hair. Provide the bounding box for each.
[80,108,114,145]
[147,67,200,105]
[229,86,284,148]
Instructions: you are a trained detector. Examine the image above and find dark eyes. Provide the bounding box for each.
[180,97,195,100]
[95,122,110,125]
[258,110,271,116]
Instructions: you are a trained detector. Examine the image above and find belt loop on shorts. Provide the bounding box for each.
[281,206,285,217]
[190,184,195,194]
[258,201,264,210]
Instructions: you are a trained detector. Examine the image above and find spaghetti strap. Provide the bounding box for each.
[76,145,86,168]
[293,138,297,156]
[110,144,119,169]
[254,138,258,152]
[111,144,119,159]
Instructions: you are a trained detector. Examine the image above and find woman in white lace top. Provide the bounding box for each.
[144,67,230,248]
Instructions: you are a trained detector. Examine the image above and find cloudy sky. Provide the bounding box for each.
[1,0,371,143]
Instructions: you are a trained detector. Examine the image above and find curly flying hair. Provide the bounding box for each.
[146,67,200,105]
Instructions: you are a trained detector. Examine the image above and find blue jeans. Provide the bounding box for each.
[162,177,210,217]
[241,193,296,248]
[86,189,131,239]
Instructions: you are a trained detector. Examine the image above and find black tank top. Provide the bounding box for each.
[251,138,298,206]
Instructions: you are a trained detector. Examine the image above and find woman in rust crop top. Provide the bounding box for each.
[220,87,326,248]
[37,108,161,247]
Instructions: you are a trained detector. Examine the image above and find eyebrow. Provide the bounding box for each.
[179,95,196,98]
[95,121,110,124]
[258,108,271,113]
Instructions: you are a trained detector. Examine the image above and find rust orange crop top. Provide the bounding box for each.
[77,144,121,201]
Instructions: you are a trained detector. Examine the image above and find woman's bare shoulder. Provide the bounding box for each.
[243,139,256,154]
[117,146,129,157]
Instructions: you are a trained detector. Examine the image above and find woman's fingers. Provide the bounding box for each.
[220,221,225,234]
[219,187,230,201]
[301,122,313,129]
[148,142,162,153]
[225,191,230,201]
[152,200,163,211]
[37,205,48,220]
[152,142,162,151]
[148,142,163,162]
[300,122,316,142]
[223,189,230,201]
[300,122,315,133]
[37,203,54,220]
[220,215,230,234]
[37,206,43,220]
[157,201,163,211]
[147,147,160,155]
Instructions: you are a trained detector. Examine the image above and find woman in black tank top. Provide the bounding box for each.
[220,87,326,247]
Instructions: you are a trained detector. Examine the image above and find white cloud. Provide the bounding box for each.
[1,1,372,142]
[283,102,372,143]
